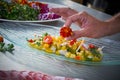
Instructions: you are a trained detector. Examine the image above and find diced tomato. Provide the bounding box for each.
[60,26,73,37]
[89,44,95,49]
[75,56,81,60]
[28,39,34,43]
[69,39,76,46]
[43,36,53,44]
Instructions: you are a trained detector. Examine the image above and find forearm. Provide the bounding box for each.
[106,13,120,35]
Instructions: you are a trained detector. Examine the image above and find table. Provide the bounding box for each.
[0,0,120,80]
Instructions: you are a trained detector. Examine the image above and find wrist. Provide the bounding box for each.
[105,20,120,36]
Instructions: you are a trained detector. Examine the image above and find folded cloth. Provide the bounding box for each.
[0,70,83,80]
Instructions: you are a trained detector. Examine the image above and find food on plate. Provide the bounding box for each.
[60,26,73,37]
[27,33,103,62]
[0,0,60,20]
[0,70,82,80]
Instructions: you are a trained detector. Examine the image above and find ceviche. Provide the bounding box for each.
[27,32,103,62]
[0,0,60,20]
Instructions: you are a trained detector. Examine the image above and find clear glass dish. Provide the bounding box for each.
[0,22,120,66]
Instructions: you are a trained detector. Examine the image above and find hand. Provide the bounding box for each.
[50,7,120,40]
[51,8,111,40]
[64,11,111,40]
[50,7,78,20]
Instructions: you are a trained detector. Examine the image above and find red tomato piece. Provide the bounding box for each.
[28,39,34,43]
[43,36,53,44]
[89,44,95,49]
[60,27,73,37]
[75,56,81,60]
[69,39,77,46]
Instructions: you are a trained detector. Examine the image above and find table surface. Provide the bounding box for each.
[0,0,120,80]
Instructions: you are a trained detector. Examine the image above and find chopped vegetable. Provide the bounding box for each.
[69,39,76,46]
[27,33,103,62]
[27,39,34,43]
[43,35,53,44]
[89,44,95,49]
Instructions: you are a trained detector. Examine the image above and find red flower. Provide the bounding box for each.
[60,27,73,37]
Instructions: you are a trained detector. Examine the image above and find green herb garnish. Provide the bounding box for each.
[0,42,14,53]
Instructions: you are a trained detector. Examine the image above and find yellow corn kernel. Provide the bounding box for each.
[65,52,71,58]
[52,36,55,40]
[61,46,66,50]
[43,44,50,49]
[76,41,81,46]
[85,50,91,56]
[45,49,53,53]
[70,54,76,58]
[93,56,101,62]
[80,55,85,61]
[72,44,78,50]
[56,43,61,49]
[76,51,82,56]
[37,45,42,50]
[29,43,35,47]
[55,50,60,55]
[80,46,86,51]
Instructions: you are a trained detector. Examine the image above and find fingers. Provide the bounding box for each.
[66,27,99,40]
[50,7,78,18]
[66,29,87,40]
[50,7,71,17]
[64,11,89,27]
[50,7,69,13]
[50,7,77,14]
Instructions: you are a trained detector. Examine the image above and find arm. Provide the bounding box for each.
[106,13,120,35]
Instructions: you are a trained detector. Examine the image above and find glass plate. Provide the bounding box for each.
[0,22,120,65]
[0,2,65,23]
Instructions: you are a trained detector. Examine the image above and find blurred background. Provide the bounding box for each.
[71,0,120,16]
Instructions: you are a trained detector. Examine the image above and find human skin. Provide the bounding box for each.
[50,8,120,40]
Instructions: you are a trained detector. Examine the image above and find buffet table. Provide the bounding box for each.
[0,0,120,80]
